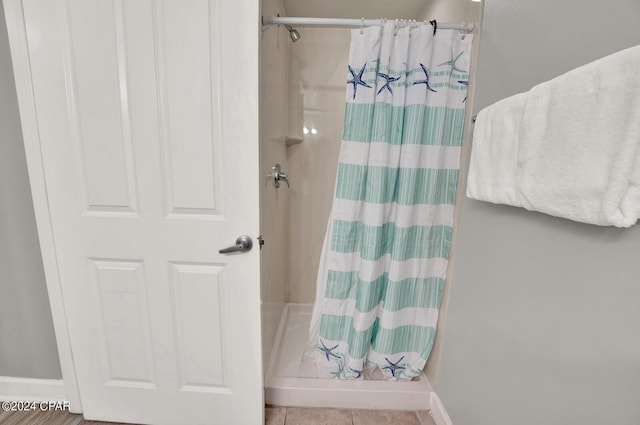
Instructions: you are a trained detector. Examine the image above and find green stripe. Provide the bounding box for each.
[325,271,445,312]
[343,103,466,146]
[320,315,376,359]
[331,221,452,261]
[429,70,469,79]
[320,314,436,359]
[335,165,459,205]
[371,323,436,358]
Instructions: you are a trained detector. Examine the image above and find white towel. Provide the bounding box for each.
[467,45,640,227]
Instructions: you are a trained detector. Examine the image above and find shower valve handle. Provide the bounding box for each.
[269,163,290,189]
[219,235,253,254]
[279,173,290,188]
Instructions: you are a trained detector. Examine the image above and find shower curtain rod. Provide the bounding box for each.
[262,16,474,32]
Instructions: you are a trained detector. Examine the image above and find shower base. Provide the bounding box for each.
[264,303,433,410]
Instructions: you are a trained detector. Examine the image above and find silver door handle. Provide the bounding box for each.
[219,235,253,254]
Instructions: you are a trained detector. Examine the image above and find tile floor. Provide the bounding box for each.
[0,409,77,425]
[265,407,437,425]
[0,405,438,424]
[0,409,130,425]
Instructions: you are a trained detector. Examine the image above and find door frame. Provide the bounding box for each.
[3,0,82,411]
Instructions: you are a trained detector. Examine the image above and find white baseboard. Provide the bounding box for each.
[430,392,453,425]
[0,377,66,401]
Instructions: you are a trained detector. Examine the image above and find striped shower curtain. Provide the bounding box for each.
[307,21,472,380]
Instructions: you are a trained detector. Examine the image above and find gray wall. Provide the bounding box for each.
[437,1,640,424]
[0,3,61,379]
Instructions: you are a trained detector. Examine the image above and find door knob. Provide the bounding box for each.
[219,235,253,254]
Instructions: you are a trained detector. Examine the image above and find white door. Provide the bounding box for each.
[5,0,263,424]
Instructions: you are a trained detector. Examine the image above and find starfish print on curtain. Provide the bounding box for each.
[377,72,402,95]
[412,63,437,92]
[347,63,372,100]
[438,48,467,76]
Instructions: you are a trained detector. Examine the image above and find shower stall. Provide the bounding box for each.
[259,0,482,411]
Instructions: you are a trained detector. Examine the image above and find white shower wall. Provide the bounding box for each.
[285,28,350,303]
[260,0,290,371]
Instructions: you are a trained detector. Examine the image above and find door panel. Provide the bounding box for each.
[168,262,227,390]
[90,258,156,387]
[156,0,224,217]
[12,0,262,423]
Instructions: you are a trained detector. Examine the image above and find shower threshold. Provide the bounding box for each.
[264,303,433,410]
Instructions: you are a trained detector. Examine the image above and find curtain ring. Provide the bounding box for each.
[360,17,365,34]
[429,19,437,36]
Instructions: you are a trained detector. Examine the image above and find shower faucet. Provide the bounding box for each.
[269,163,290,189]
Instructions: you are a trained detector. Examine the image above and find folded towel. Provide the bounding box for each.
[467,45,640,227]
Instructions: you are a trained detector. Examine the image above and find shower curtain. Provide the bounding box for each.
[307,21,472,380]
